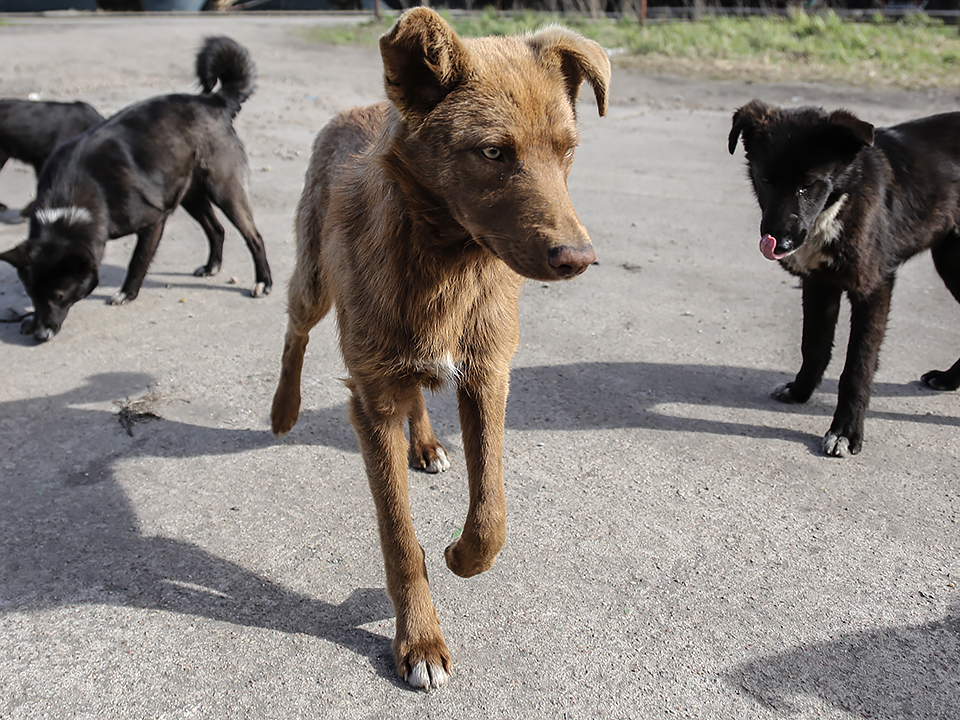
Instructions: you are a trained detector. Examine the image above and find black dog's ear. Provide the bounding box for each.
[380,7,470,120]
[824,109,875,161]
[728,99,773,155]
[0,241,31,270]
[527,26,611,117]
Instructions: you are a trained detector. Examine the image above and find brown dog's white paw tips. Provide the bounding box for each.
[407,660,449,690]
[425,447,451,473]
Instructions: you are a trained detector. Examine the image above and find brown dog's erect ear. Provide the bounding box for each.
[379,7,470,118]
[0,241,30,270]
[728,98,773,155]
[527,26,611,117]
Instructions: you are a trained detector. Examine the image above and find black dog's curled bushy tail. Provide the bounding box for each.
[195,36,256,117]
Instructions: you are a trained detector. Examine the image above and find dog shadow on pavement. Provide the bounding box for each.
[0,372,405,686]
[2,365,955,689]
[507,361,960,446]
[726,601,960,718]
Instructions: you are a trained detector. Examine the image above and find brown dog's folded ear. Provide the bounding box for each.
[380,8,470,119]
[0,241,30,270]
[527,26,611,117]
[728,98,772,155]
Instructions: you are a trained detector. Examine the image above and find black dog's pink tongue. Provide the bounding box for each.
[760,234,780,261]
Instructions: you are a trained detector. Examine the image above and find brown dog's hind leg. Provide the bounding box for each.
[350,386,451,689]
[408,389,451,473]
[271,285,331,437]
[444,375,508,578]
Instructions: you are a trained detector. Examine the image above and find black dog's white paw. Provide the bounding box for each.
[821,431,855,458]
[251,282,270,298]
[19,314,36,335]
[772,382,801,403]
[109,290,130,305]
[193,263,221,278]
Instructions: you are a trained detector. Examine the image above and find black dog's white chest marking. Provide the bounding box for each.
[36,205,93,226]
[783,193,848,274]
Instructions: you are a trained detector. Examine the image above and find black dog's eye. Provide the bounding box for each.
[480,147,503,161]
[50,290,68,304]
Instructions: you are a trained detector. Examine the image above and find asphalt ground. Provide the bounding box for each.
[0,11,958,719]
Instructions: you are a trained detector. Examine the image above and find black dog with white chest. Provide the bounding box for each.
[729,99,960,457]
[0,36,272,342]
[0,99,104,215]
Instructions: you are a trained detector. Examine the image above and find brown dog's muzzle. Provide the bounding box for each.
[549,242,596,278]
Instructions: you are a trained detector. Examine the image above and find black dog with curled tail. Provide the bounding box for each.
[0,36,272,342]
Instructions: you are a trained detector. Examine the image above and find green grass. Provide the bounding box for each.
[300,8,960,90]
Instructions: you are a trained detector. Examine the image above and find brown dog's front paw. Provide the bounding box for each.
[444,534,501,578]
[270,388,300,437]
[394,633,451,690]
[409,442,451,473]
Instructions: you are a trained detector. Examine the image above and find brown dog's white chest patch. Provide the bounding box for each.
[408,352,461,386]
[783,193,848,274]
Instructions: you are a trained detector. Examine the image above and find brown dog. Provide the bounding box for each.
[271,8,609,689]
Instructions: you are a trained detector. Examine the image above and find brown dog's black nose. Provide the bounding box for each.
[549,244,596,278]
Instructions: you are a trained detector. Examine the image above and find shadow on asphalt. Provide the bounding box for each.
[506,362,960,436]
[726,603,960,718]
[0,372,406,688]
[2,366,958,696]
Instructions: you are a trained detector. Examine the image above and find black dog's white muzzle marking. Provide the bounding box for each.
[35,205,94,226]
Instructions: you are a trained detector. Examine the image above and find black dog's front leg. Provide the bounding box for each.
[774,274,842,404]
[823,280,894,457]
[112,220,167,305]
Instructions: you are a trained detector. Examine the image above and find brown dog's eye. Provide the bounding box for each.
[480,147,503,161]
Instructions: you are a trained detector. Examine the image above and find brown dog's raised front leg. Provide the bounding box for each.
[408,389,451,473]
[350,386,451,689]
[445,375,508,578]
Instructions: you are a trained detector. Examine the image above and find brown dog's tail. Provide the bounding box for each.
[195,36,257,117]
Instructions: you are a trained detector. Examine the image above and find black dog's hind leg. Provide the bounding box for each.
[206,168,272,297]
[922,237,960,391]
[822,278,894,457]
[112,219,167,305]
[181,190,226,278]
[774,274,842,404]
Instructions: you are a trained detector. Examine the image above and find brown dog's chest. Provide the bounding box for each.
[339,262,522,390]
